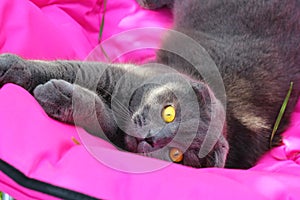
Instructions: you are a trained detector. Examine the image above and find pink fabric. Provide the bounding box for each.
[0,0,299,199]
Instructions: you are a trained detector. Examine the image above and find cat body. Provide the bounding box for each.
[0,0,300,168]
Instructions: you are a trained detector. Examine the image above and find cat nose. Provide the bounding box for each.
[143,137,154,147]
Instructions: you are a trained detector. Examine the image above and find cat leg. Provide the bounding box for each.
[33,79,118,140]
[0,54,81,92]
[0,53,130,97]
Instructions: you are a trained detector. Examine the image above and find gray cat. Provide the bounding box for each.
[0,0,300,169]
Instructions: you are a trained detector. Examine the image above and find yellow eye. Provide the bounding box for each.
[162,105,176,123]
[169,148,183,163]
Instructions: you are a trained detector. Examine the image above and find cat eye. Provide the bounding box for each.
[169,148,183,163]
[161,105,176,123]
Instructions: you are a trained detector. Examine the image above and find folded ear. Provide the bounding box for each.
[190,81,229,167]
[213,133,229,167]
[190,81,213,107]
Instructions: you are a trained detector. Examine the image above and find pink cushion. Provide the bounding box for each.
[0,0,300,199]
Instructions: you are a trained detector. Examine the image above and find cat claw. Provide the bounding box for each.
[135,0,173,9]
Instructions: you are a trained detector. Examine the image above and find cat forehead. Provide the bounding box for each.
[145,82,193,102]
[145,84,174,102]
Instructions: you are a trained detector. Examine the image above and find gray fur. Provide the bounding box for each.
[0,0,300,168]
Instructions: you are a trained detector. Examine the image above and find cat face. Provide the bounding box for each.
[121,79,229,168]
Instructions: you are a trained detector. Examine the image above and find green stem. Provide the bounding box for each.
[98,0,107,43]
[269,82,293,148]
[98,0,110,62]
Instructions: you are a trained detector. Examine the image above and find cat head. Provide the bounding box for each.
[113,71,229,168]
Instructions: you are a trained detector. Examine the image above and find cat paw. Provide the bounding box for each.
[0,54,32,90]
[136,0,172,9]
[33,79,74,123]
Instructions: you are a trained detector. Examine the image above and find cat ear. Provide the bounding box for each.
[190,81,213,107]
[213,133,229,167]
[190,81,229,167]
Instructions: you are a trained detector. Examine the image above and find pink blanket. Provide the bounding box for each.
[0,0,300,199]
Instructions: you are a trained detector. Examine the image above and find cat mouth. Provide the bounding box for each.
[139,133,177,153]
[124,134,172,153]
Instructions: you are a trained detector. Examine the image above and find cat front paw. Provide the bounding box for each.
[0,54,32,90]
[33,79,74,123]
[136,0,173,9]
